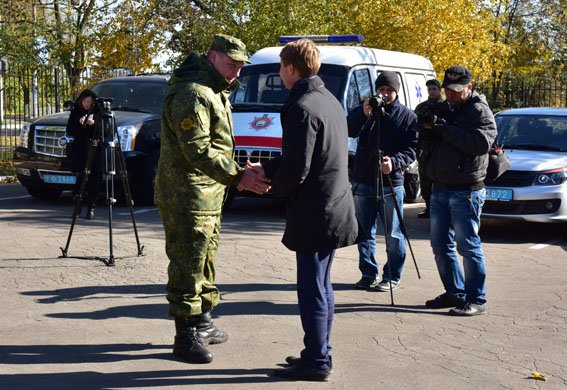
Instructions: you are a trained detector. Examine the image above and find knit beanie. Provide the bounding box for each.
[376,71,400,93]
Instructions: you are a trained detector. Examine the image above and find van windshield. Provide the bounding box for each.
[231,64,349,105]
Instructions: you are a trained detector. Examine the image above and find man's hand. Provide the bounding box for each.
[237,161,271,194]
[381,155,393,174]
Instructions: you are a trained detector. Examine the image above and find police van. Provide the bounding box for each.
[229,34,436,206]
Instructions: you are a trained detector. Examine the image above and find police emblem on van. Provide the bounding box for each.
[249,114,275,130]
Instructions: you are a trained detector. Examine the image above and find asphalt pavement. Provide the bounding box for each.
[0,183,566,389]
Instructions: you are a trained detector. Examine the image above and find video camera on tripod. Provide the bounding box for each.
[60,95,144,266]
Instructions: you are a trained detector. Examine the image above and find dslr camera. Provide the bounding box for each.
[416,101,446,127]
[368,95,386,113]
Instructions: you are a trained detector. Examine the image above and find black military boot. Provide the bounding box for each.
[197,312,228,345]
[173,317,213,363]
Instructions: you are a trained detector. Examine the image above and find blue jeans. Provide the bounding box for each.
[296,250,335,371]
[353,182,406,282]
[429,187,487,304]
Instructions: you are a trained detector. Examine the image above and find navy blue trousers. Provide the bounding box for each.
[296,249,335,371]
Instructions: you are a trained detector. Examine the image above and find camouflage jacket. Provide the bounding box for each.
[155,53,244,213]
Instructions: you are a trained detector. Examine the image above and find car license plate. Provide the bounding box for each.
[486,187,513,201]
[43,173,77,184]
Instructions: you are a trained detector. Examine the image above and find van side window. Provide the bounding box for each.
[347,69,372,112]
[405,72,430,109]
[376,71,406,107]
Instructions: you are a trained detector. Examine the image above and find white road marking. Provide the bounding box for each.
[0,195,31,201]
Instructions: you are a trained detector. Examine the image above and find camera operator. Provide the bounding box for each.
[65,89,103,220]
[413,79,445,218]
[418,66,496,316]
[348,71,418,292]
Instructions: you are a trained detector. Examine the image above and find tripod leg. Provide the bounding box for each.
[386,175,421,279]
[115,137,145,257]
[60,140,99,258]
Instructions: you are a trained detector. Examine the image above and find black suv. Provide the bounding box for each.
[13,75,168,204]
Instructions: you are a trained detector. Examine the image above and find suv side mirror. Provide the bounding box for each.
[63,100,75,111]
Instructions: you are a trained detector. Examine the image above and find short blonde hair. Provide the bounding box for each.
[279,39,321,78]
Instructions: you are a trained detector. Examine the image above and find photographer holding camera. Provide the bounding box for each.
[418,66,496,316]
[348,71,418,292]
[414,79,445,218]
[65,89,103,220]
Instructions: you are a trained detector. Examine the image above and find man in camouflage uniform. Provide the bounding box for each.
[155,34,270,364]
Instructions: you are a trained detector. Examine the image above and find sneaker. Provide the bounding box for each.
[355,278,379,289]
[417,208,430,219]
[375,279,400,292]
[449,301,486,316]
[425,293,465,309]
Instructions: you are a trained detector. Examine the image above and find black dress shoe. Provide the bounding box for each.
[417,208,430,218]
[273,365,330,382]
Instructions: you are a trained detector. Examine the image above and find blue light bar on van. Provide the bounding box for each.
[278,35,364,45]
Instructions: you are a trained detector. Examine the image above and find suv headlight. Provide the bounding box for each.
[534,168,567,186]
[20,122,31,148]
[116,125,139,151]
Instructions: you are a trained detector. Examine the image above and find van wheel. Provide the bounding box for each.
[132,151,159,205]
[26,187,63,199]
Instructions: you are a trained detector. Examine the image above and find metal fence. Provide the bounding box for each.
[0,64,130,160]
[477,74,567,112]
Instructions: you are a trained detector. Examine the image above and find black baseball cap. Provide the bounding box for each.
[442,65,472,92]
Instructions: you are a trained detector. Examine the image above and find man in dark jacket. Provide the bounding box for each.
[417,65,497,316]
[257,39,358,381]
[414,79,444,218]
[347,71,418,292]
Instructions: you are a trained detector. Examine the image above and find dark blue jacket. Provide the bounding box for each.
[347,98,418,187]
[263,76,358,252]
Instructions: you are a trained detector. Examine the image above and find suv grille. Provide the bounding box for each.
[234,148,281,166]
[34,125,67,157]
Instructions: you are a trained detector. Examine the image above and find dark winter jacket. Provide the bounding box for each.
[65,89,101,172]
[263,76,358,252]
[347,98,418,187]
[425,91,497,189]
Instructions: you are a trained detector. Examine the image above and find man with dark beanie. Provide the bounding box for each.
[347,71,418,292]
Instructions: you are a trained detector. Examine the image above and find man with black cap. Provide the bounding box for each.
[347,71,418,292]
[155,34,271,364]
[414,78,445,218]
[416,65,496,316]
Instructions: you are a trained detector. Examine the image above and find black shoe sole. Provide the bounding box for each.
[273,370,329,382]
[173,349,213,364]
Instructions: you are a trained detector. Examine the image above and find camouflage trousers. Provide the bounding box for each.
[158,206,222,318]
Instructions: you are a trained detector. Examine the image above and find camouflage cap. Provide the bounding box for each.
[209,34,251,64]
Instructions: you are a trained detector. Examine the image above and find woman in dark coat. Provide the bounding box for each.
[65,89,103,219]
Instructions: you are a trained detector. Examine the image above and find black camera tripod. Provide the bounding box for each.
[352,101,421,306]
[60,98,145,266]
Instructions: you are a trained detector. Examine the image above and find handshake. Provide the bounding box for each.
[237,161,271,195]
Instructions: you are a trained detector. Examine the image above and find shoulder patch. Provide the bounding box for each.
[180,115,197,131]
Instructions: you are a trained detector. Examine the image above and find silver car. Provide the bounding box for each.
[483,107,567,223]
